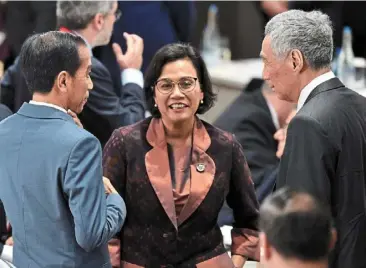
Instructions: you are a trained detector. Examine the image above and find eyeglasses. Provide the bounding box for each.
[154,77,198,94]
[115,9,122,21]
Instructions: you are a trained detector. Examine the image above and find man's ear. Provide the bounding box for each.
[56,71,69,94]
[290,49,304,73]
[92,13,105,31]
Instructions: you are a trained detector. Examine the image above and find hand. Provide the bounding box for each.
[103,176,118,195]
[5,236,13,246]
[232,254,247,268]
[68,109,83,128]
[112,32,144,70]
[274,110,296,158]
[274,128,286,159]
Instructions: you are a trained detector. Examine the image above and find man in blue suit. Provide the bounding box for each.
[0,31,126,268]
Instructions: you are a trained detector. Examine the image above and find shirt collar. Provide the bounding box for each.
[59,27,93,56]
[29,101,67,114]
[297,71,335,112]
[264,96,280,130]
[72,30,93,56]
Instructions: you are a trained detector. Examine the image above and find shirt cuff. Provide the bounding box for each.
[121,69,144,88]
[0,245,13,262]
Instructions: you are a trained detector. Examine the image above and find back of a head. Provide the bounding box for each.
[264,10,334,70]
[19,31,86,94]
[259,187,333,262]
[56,1,115,30]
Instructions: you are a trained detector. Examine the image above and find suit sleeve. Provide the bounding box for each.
[63,135,126,252]
[234,116,279,203]
[227,136,260,261]
[163,1,196,42]
[88,65,145,130]
[277,115,336,205]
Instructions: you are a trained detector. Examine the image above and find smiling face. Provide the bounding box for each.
[154,58,204,125]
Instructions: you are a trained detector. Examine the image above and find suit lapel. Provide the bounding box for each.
[145,118,216,228]
[304,77,344,105]
[145,118,178,229]
[177,120,215,226]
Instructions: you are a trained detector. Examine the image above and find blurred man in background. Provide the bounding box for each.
[215,83,294,204]
[1,1,146,147]
[259,188,336,268]
[94,1,196,81]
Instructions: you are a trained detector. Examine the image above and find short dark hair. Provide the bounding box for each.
[144,43,217,117]
[19,31,87,94]
[259,187,333,261]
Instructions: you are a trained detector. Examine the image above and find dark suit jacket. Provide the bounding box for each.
[277,78,366,268]
[0,56,145,147]
[78,56,145,147]
[103,117,259,267]
[93,1,196,88]
[0,104,11,122]
[215,90,279,204]
[0,103,126,267]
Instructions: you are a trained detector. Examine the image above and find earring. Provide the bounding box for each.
[260,247,265,258]
[200,99,204,104]
[154,103,157,107]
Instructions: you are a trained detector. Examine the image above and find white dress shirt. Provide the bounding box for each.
[0,245,13,263]
[297,71,336,112]
[264,97,280,130]
[29,101,67,113]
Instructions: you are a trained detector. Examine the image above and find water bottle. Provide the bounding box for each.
[337,26,356,88]
[201,4,221,66]
[332,47,341,75]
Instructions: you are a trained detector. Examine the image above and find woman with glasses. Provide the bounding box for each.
[103,43,259,268]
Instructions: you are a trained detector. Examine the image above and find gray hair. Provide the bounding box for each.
[57,1,115,30]
[265,10,333,70]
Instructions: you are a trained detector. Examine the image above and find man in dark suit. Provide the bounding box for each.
[0,1,146,147]
[93,1,196,82]
[261,10,366,268]
[0,31,125,268]
[214,83,294,227]
[215,83,294,204]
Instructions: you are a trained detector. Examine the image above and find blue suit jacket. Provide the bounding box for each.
[0,103,126,268]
